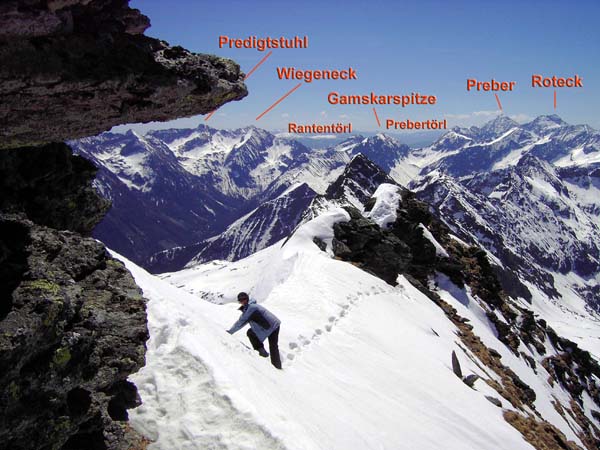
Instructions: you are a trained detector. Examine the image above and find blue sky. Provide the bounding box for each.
[122,0,600,132]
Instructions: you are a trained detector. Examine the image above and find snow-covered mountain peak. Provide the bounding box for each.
[430,118,524,155]
[344,133,411,173]
[146,125,213,148]
[362,132,406,148]
[236,125,274,145]
[223,127,275,163]
[442,129,473,143]
[478,115,519,138]
[523,114,568,135]
[325,154,398,202]
[372,132,400,146]
[123,129,144,140]
[348,152,370,164]
[70,130,169,192]
[119,131,153,156]
[332,135,365,152]
[301,154,400,219]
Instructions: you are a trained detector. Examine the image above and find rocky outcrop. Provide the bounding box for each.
[332,206,412,285]
[0,213,148,450]
[0,143,110,234]
[0,0,248,149]
[324,154,398,205]
[330,190,452,287]
[0,143,149,449]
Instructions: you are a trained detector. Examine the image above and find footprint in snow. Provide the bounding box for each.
[285,291,369,366]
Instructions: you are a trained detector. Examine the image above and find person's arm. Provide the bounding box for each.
[227,305,256,334]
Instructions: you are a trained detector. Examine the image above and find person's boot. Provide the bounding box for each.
[258,347,269,357]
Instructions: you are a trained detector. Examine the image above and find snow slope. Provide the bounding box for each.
[115,209,590,450]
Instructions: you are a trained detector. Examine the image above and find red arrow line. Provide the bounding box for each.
[245,51,273,80]
[373,107,381,127]
[256,83,302,121]
[554,90,557,109]
[494,93,503,111]
[204,109,217,121]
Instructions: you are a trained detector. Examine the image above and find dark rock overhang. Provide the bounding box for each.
[0,0,248,149]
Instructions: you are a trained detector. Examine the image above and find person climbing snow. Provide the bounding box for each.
[227,292,282,369]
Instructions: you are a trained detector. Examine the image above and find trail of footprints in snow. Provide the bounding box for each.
[283,285,389,364]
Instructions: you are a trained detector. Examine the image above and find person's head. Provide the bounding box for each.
[237,292,250,305]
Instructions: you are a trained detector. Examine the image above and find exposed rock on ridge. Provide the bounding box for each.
[0,0,248,149]
[0,213,149,450]
[0,144,149,449]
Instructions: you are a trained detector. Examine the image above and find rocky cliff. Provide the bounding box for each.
[0,0,247,149]
[0,1,247,448]
[0,144,149,450]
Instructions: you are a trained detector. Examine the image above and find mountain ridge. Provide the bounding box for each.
[73,116,600,323]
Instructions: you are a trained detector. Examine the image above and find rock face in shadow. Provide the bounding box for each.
[0,143,110,234]
[0,0,248,149]
[0,214,149,450]
[0,145,149,449]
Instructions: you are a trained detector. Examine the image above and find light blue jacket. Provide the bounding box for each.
[228,299,281,342]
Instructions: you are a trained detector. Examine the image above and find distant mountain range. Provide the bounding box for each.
[71,127,415,271]
[409,115,600,313]
[72,115,600,318]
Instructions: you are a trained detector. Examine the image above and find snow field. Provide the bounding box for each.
[118,210,538,450]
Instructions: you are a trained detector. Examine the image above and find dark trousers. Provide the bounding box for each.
[247,327,282,369]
